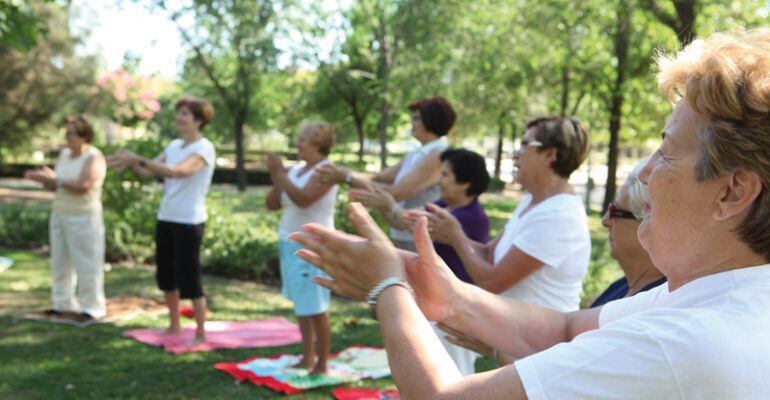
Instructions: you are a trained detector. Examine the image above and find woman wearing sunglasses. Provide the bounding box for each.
[592,158,665,307]
[423,117,591,314]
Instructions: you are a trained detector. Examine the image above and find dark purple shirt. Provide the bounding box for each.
[433,198,489,284]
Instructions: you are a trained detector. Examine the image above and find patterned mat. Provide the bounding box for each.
[215,346,391,395]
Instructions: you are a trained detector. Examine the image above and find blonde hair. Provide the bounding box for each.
[656,29,770,259]
[299,120,335,156]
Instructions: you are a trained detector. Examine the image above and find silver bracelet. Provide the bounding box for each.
[366,276,414,320]
[344,171,353,184]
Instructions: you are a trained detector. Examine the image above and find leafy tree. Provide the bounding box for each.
[0,1,96,154]
[152,0,280,191]
[0,0,50,50]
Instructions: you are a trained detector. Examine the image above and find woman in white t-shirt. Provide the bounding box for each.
[25,116,107,322]
[315,97,456,251]
[425,117,591,312]
[266,121,338,375]
[108,96,216,344]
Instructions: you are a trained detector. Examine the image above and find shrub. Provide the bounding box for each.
[0,203,49,248]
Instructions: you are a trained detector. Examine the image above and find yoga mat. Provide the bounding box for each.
[215,346,391,395]
[124,317,301,354]
[23,296,166,328]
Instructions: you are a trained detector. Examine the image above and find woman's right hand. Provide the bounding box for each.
[407,203,466,246]
[264,152,284,175]
[314,162,348,185]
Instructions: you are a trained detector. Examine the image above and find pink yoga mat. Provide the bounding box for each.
[123,318,302,354]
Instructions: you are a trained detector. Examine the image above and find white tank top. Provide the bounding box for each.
[52,146,104,215]
[278,159,339,240]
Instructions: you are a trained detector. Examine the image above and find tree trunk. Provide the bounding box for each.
[494,122,505,180]
[375,0,391,171]
[560,64,570,117]
[234,112,247,191]
[602,4,631,213]
[352,101,366,164]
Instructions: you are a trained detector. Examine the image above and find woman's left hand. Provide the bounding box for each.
[349,186,396,213]
[290,202,405,301]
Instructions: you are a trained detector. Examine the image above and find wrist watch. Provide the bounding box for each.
[366,277,414,320]
[138,158,147,168]
[344,171,353,184]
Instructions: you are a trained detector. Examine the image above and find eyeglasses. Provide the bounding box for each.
[518,139,543,152]
[65,130,78,137]
[608,202,639,220]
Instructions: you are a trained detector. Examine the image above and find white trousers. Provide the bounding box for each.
[432,322,479,376]
[50,212,106,318]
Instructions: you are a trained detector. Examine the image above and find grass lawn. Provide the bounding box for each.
[0,186,620,399]
[0,249,391,399]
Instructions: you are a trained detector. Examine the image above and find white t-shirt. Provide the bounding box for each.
[516,263,770,400]
[156,138,216,225]
[278,160,339,240]
[390,138,448,242]
[493,193,590,312]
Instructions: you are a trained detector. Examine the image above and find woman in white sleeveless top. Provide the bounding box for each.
[108,96,216,345]
[266,121,338,375]
[316,97,456,251]
[426,117,591,314]
[25,116,107,321]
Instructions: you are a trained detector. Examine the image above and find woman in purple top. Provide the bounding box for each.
[430,149,490,284]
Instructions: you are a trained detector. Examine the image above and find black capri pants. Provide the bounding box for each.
[155,220,205,299]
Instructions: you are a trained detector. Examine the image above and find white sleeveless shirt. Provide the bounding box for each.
[278,160,339,240]
[52,146,105,215]
[390,138,448,242]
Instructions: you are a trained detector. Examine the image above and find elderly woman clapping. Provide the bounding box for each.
[291,29,770,399]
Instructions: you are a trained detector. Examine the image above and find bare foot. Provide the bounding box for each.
[162,327,182,335]
[291,357,316,370]
[309,364,328,376]
[185,334,206,346]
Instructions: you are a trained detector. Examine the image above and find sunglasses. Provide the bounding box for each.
[518,139,543,152]
[608,202,638,220]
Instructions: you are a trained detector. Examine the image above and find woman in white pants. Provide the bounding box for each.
[25,115,107,322]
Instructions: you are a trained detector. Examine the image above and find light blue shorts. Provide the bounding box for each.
[279,240,331,317]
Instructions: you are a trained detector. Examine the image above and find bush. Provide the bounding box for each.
[200,191,281,282]
[0,203,49,248]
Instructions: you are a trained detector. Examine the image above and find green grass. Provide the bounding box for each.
[0,251,391,400]
[0,188,620,398]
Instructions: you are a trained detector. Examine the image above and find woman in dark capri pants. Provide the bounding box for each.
[108,96,216,345]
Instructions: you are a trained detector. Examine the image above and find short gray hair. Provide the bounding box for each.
[621,158,649,220]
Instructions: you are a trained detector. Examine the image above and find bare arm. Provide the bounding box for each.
[136,153,205,179]
[266,184,282,211]
[442,281,601,358]
[130,152,165,179]
[271,168,334,208]
[374,151,441,202]
[59,153,105,194]
[371,159,404,184]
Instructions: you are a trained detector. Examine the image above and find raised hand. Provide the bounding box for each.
[403,215,462,322]
[264,152,284,175]
[349,185,396,213]
[420,202,465,246]
[290,202,404,301]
